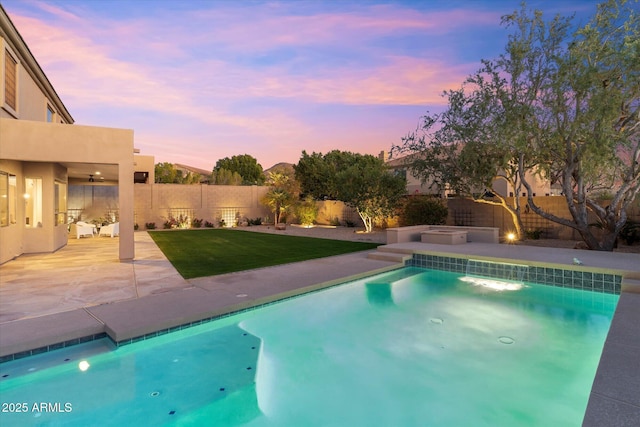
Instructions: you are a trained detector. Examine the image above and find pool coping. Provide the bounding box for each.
[0,251,402,359]
[1,241,639,424]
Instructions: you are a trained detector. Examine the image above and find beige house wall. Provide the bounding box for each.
[0,36,72,123]
[134,155,155,184]
[1,6,135,264]
[0,118,135,263]
[386,154,551,199]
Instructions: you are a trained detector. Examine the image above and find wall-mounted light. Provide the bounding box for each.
[89,174,95,182]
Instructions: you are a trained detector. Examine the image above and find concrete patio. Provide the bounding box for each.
[0,230,638,425]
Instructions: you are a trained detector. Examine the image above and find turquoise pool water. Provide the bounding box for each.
[0,267,618,426]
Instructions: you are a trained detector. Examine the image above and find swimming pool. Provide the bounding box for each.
[0,266,618,426]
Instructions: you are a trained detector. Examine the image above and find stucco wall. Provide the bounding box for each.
[446,197,640,240]
[133,184,271,228]
[68,185,363,230]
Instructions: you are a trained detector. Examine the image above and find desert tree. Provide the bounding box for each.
[394,0,639,250]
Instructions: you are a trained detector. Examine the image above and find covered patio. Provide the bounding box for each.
[0,118,135,263]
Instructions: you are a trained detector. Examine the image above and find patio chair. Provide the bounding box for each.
[99,222,119,238]
[70,221,96,239]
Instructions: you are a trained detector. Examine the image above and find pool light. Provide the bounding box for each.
[460,276,523,291]
[78,360,90,372]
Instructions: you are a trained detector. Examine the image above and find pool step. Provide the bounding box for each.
[367,249,412,263]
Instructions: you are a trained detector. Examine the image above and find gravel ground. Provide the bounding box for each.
[233,224,639,253]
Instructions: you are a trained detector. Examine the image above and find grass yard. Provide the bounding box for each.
[148,228,380,279]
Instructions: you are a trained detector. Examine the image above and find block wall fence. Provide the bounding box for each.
[446,197,640,240]
[69,184,639,237]
[69,184,362,229]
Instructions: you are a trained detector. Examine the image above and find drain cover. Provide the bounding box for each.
[498,336,515,345]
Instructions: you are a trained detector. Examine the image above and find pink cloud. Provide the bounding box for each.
[3,1,507,170]
[189,4,500,52]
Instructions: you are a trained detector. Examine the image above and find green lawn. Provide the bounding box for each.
[148,228,380,279]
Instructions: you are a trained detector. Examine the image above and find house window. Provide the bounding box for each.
[0,172,16,226]
[54,181,67,225]
[47,104,54,122]
[25,177,43,227]
[8,174,16,225]
[4,49,17,111]
[0,172,7,226]
[134,171,149,183]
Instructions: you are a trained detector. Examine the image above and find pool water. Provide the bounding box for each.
[0,267,618,426]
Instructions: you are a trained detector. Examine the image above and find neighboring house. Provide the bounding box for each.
[382,151,552,198]
[174,163,211,184]
[382,152,447,197]
[0,5,135,264]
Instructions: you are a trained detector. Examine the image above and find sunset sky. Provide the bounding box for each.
[2,0,601,171]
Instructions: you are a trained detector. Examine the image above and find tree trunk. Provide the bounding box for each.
[358,210,373,233]
[519,166,636,251]
[472,195,525,240]
[274,203,281,224]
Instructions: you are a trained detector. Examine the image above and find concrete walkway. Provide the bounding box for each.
[1,229,639,424]
[0,231,398,356]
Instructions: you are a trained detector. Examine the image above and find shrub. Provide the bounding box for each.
[192,218,203,228]
[620,220,640,245]
[248,217,262,226]
[525,228,544,240]
[164,214,190,229]
[329,217,341,227]
[134,223,139,231]
[398,195,448,226]
[145,222,156,230]
[344,219,356,227]
[295,196,318,226]
[204,220,215,228]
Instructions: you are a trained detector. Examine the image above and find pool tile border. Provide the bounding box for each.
[0,333,107,363]
[407,254,622,294]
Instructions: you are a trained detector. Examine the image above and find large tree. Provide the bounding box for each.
[336,155,407,232]
[294,150,356,199]
[394,0,639,250]
[393,81,532,239]
[295,150,406,232]
[214,154,265,185]
[211,168,243,185]
[155,162,178,184]
[154,162,201,184]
